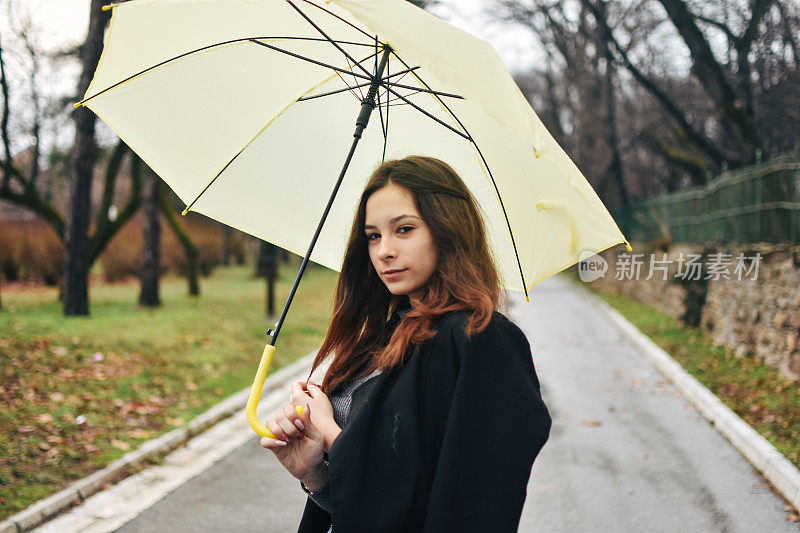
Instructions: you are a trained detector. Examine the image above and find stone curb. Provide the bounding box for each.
[0,351,317,533]
[571,279,800,513]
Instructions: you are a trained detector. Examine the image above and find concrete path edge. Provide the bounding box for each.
[571,279,800,513]
[0,351,317,533]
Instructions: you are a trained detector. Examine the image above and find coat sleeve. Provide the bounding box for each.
[296,495,331,533]
[421,313,551,532]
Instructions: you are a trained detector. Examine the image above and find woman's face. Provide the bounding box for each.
[364,183,438,302]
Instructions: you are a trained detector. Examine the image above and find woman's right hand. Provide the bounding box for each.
[260,400,328,490]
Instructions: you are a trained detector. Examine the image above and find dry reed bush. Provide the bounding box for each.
[101,213,143,282]
[101,212,229,281]
[0,220,63,285]
[0,215,238,284]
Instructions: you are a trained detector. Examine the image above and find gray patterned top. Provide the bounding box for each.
[301,367,382,512]
[300,304,410,521]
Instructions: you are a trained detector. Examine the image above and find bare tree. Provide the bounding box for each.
[160,189,200,296]
[139,167,161,307]
[494,0,799,204]
[0,2,148,309]
[62,0,111,315]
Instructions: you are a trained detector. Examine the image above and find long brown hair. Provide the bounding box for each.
[310,155,504,394]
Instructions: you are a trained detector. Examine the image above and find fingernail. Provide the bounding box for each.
[295,419,305,431]
[275,439,287,446]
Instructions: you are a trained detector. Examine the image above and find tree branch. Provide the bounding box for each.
[88,148,142,265]
[580,0,737,167]
[92,138,128,238]
[160,187,200,296]
[18,21,42,183]
[0,31,14,189]
[642,126,707,185]
[694,13,737,42]
[656,0,763,156]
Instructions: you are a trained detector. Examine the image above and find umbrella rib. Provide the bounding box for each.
[248,39,372,82]
[298,0,375,42]
[181,47,380,214]
[337,46,384,101]
[383,56,390,162]
[307,47,381,102]
[386,87,427,103]
[374,35,389,157]
[376,85,388,149]
[387,67,414,87]
[343,55,365,99]
[382,85,469,140]
[297,80,371,101]
[376,89,386,134]
[286,0,374,80]
[389,50,531,300]
[75,36,373,107]
[181,145,248,214]
[382,81,463,99]
[333,71,364,101]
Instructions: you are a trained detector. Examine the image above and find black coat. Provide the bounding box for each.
[297,310,552,533]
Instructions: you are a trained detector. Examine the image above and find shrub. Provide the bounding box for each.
[0,220,63,285]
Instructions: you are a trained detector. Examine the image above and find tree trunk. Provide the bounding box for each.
[139,170,161,307]
[160,189,200,296]
[257,241,278,318]
[603,48,629,220]
[220,225,230,266]
[62,0,110,316]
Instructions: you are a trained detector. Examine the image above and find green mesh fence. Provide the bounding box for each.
[615,155,800,245]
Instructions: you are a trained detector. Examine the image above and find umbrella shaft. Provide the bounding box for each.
[270,46,393,345]
[355,46,392,139]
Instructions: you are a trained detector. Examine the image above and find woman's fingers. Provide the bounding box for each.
[264,417,287,443]
[283,402,305,432]
[291,381,310,404]
[298,402,323,440]
[306,382,322,399]
[275,412,301,441]
[260,436,287,449]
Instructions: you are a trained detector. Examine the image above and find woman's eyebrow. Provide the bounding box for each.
[364,214,420,229]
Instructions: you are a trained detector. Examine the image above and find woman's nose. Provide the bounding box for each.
[377,238,396,260]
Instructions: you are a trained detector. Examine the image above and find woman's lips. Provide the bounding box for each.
[382,268,407,279]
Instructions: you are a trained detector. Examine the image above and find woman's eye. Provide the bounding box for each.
[398,226,413,234]
[366,233,379,241]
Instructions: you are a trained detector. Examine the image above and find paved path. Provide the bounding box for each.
[38,275,798,532]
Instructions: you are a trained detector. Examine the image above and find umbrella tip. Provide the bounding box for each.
[181,207,190,216]
[102,4,114,11]
[625,241,632,252]
[73,102,82,109]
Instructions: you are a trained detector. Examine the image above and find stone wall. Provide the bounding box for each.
[580,242,800,381]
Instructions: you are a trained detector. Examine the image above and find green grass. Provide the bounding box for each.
[578,279,800,471]
[0,262,338,519]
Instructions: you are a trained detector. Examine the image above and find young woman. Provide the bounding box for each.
[260,156,552,532]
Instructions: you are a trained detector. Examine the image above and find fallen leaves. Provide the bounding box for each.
[126,429,156,439]
[111,439,130,451]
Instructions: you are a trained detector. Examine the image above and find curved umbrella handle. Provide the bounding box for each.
[246,342,304,438]
[246,343,278,437]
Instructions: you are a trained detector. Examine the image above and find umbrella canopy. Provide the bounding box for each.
[81,0,630,297]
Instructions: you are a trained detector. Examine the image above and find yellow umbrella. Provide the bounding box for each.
[78,0,631,438]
